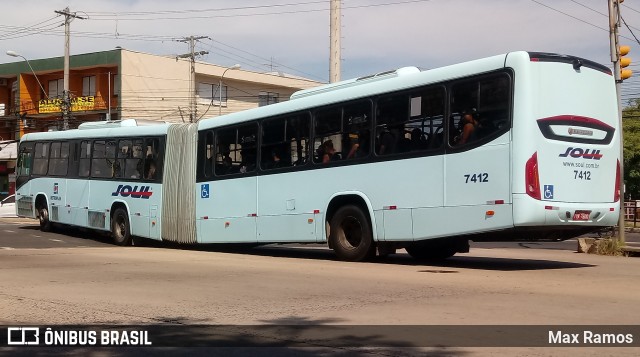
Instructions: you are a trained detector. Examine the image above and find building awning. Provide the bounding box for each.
[0,141,17,160]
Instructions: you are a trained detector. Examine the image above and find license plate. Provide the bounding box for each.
[572,210,591,221]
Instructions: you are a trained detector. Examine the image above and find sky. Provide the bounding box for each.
[2,0,640,102]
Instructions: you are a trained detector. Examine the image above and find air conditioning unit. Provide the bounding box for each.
[0,79,7,86]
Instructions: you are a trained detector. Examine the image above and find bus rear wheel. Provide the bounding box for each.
[111,208,132,246]
[329,205,375,262]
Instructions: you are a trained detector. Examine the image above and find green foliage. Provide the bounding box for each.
[622,99,640,199]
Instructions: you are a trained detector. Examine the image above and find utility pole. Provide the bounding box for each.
[55,7,86,130]
[608,0,626,243]
[176,36,209,123]
[329,0,341,83]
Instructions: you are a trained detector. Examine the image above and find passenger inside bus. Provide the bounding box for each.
[454,109,480,146]
[320,140,337,163]
[346,131,370,159]
[410,128,428,151]
[144,156,157,179]
[376,125,395,155]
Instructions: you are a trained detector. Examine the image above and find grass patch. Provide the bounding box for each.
[595,238,626,256]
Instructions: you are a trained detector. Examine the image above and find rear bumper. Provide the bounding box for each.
[513,194,619,227]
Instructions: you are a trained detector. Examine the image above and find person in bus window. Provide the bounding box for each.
[266,149,282,169]
[410,128,428,151]
[144,156,157,179]
[377,125,395,155]
[347,131,369,159]
[321,140,337,163]
[455,109,480,146]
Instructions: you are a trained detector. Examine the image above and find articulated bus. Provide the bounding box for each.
[14,51,620,261]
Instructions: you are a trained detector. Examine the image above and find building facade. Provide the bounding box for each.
[0,48,321,198]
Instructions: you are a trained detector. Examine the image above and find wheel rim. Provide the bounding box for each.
[39,208,48,225]
[114,214,126,240]
[337,215,363,250]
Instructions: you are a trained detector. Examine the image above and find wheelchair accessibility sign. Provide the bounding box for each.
[544,185,554,199]
[201,184,210,199]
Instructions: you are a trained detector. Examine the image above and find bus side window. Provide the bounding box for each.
[408,87,445,151]
[314,107,342,163]
[343,101,372,160]
[143,138,162,180]
[79,141,91,178]
[449,74,510,147]
[48,142,69,176]
[375,95,407,156]
[261,113,310,170]
[204,131,214,177]
[215,125,257,176]
[122,139,144,180]
[91,140,116,178]
[32,142,49,176]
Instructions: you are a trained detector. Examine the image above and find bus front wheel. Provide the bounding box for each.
[38,205,52,232]
[111,208,132,246]
[329,205,375,262]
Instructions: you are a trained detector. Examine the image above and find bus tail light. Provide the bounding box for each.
[525,152,541,200]
[614,159,621,202]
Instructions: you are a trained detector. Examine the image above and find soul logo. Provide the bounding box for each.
[559,147,603,160]
[111,185,153,199]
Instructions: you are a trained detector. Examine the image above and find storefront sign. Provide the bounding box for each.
[39,96,95,113]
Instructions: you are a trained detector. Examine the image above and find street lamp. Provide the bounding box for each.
[6,50,48,100]
[219,64,241,116]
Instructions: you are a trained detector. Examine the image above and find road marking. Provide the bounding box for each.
[49,239,64,243]
[32,235,41,238]
[1,247,15,250]
[3,230,15,233]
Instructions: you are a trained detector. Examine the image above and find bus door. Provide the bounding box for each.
[15,142,34,218]
[197,125,258,243]
[47,142,71,224]
[256,113,316,243]
[443,74,513,235]
[68,141,91,227]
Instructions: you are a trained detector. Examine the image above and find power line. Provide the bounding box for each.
[83,0,433,21]
[528,0,635,42]
[85,1,328,17]
[0,15,61,38]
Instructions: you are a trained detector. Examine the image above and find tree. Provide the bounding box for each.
[622,99,640,199]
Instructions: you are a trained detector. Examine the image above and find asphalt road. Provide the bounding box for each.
[1,218,639,356]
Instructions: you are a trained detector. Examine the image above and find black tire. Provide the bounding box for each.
[329,205,375,262]
[38,204,52,232]
[406,240,457,261]
[111,208,132,246]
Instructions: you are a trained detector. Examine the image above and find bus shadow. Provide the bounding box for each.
[140,240,595,272]
[15,224,594,271]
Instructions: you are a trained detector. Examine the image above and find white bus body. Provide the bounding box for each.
[15,121,171,244]
[14,51,620,261]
